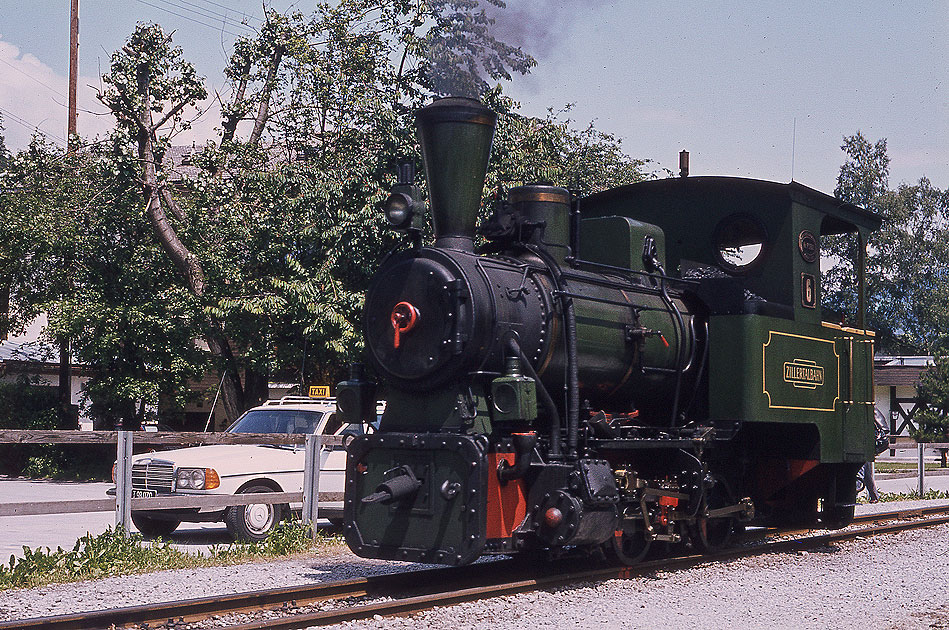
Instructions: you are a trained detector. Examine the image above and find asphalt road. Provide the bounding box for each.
[0,477,346,560]
[4,462,949,560]
[0,477,239,560]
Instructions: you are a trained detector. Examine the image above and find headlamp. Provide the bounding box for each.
[383,192,417,230]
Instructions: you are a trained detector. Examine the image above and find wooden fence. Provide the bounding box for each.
[0,430,347,540]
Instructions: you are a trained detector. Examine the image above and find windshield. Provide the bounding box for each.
[226,409,325,434]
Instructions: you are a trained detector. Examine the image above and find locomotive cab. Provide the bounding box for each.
[581,177,881,526]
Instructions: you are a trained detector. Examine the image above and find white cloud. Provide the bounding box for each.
[0,36,222,151]
[0,38,110,147]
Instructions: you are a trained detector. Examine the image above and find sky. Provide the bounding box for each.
[0,0,945,196]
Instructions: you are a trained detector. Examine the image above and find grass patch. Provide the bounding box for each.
[858,488,949,504]
[875,462,945,473]
[0,521,342,590]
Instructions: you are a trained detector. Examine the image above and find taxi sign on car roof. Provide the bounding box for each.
[309,385,330,398]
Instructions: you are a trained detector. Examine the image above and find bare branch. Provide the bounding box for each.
[143,192,205,296]
[221,59,252,146]
[151,99,192,133]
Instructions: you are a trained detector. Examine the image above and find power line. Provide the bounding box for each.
[129,0,244,37]
[0,105,67,144]
[171,0,260,30]
[189,0,264,23]
[0,58,66,100]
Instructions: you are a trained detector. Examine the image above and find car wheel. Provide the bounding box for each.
[131,513,180,538]
[225,485,284,542]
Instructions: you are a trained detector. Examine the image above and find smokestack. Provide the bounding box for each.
[679,150,689,178]
[415,98,497,251]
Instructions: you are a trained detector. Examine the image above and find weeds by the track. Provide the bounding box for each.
[858,489,949,504]
[875,462,944,473]
[0,521,340,590]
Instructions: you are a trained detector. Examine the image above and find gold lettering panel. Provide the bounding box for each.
[763,332,839,411]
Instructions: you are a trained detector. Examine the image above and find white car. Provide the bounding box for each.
[119,396,379,541]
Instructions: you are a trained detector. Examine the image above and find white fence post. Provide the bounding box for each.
[302,433,321,540]
[115,430,133,533]
[918,442,926,497]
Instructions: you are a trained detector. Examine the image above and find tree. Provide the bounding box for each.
[94,2,540,422]
[485,90,651,197]
[912,353,949,457]
[0,115,13,340]
[87,3,653,424]
[2,135,209,429]
[0,114,8,168]
[420,0,535,97]
[97,23,265,421]
[824,132,949,354]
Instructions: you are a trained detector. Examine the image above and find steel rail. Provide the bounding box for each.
[4,504,949,630]
[738,502,949,542]
[0,560,517,630]
[217,510,949,630]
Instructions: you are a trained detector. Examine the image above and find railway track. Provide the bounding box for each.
[5,504,949,630]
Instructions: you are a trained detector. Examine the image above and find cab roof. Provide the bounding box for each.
[584,176,881,233]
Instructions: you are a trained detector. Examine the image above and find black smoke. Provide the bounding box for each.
[485,0,616,60]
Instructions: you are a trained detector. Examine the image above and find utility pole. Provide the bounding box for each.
[68,0,78,142]
[60,0,79,428]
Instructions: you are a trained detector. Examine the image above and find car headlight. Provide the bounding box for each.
[190,469,205,490]
[175,468,220,490]
[177,468,193,489]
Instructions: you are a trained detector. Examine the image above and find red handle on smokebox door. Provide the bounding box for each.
[391,301,419,349]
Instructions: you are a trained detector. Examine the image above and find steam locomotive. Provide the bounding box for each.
[336,98,880,566]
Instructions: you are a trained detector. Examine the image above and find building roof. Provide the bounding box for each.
[162,145,204,182]
[874,355,933,387]
[584,176,882,232]
[876,356,934,367]
[0,340,55,362]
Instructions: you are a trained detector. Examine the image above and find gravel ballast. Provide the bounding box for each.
[3,500,949,629]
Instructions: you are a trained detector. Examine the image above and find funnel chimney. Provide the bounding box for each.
[415,98,497,251]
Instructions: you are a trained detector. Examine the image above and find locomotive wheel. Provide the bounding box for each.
[690,474,735,552]
[605,524,651,565]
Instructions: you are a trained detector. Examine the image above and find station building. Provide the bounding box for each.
[873,355,934,442]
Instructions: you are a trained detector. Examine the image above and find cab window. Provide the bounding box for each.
[714,213,767,272]
[339,423,365,437]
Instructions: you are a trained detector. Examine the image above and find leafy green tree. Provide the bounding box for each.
[2,135,209,429]
[824,132,949,354]
[91,0,546,420]
[0,116,14,340]
[912,352,949,446]
[485,89,651,196]
[420,0,536,97]
[82,3,651,424]
[0,114,8,168]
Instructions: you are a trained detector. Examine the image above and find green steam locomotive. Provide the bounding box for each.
[336,98,880,566]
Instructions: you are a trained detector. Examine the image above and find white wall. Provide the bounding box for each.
[874,384,919,437]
